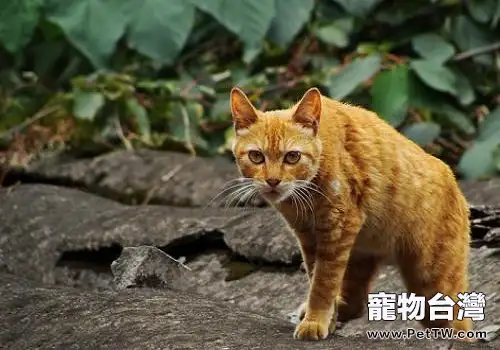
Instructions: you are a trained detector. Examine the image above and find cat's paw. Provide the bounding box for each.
[293,319,329,341]
[294,301,338,333]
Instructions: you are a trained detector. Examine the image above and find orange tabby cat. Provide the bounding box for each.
[229,87,472,341]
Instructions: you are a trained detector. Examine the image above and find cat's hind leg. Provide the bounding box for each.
[397,219,472,340]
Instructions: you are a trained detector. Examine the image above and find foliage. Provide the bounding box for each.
[1,0,500,179]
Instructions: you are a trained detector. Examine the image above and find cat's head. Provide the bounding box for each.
[230,87,323,204]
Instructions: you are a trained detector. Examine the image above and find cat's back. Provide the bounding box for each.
[319,95,438,168]
[319,96,465,240]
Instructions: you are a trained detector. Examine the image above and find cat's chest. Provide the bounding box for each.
[279,198,396,257]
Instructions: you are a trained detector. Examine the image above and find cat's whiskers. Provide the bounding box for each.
[289,190,300,225]
[241,187,259,213]
[289,189,305,222]
[295,179,334,206]
[205,178,253,208]
[290,180,324,232]
[223,183,255,212]
[288,185,302,221]
[290,185,307,222]
[301,185,318,232]
[294,186,315,224]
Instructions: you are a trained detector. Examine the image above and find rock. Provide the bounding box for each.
[461,179,500,206]
[0,184,298,284]
[222,212,299,263]
[54,266,114,290]
[478,324,500,342]
[0,256,9,273]
[6,149,268,207]
[1,182,500,348]
[183,253,307,321]
[484,228,500,247]
[470,204,500,248]
[111,246,189,290]
[7,149,500,208]
[1,183,499,338]
[0,271,489,349]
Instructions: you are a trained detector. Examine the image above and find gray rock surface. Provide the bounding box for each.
[1,184,498,347]
[0,271,491,350]
[2,157,500,349]
[8,149,266,207]
[470,205,500,248]
[8,149,500,207]
[461,179,500,206]
[144,249,500,342]
[484,228,500,246]
[0,184,299,284]
[111,246,189,290]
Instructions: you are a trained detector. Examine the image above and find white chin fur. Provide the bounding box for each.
[260,188,292,203]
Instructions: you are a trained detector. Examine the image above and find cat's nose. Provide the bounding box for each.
[266,178,281,187]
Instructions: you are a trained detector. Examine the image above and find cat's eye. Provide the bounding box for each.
[248,150,265,164]
[284,151,301,164]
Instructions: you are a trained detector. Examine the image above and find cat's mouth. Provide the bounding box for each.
[260,187,291,202]
[262,188,280,197]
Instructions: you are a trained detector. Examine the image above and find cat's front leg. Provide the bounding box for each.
[292,230,315,322]
[293,208,363,341]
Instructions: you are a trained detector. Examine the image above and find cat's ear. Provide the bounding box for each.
[230,87,259,134]
[292,88,322,136]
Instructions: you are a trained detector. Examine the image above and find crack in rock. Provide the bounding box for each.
[0,184,298,284]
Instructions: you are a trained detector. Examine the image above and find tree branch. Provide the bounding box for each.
[453,42,500,62]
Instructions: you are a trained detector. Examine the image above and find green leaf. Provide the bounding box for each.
[169,101,208,153]
[370,64,409,127]
[411,33,455,64]
[126,97,151,142]
[73,91,105,120]
[451,15,495,66]
[190,0,275,54]
[0,0,41,53]
[375,2,429,26]
[210,97,230,122]
[45,0,135,68]
[242,43,262,64]
[410,59,474,105]
[267,0,314,46]
[313,24,349,48]
[330,0,381,17]
[328,54,382,100]
[452,98,500,179]
[127,0,195,65]
[457,96,500,179]
[436,105,476,135]
[465,0,496,23]
[454,69,475,106]
[402,122,441,146]
[478,105,500,141]
[32,40,65,78]
[219,126,236,153]
[493,0,500,26]
[458,129,500,179]
[408,77,476,134]
[410,59,455,95]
